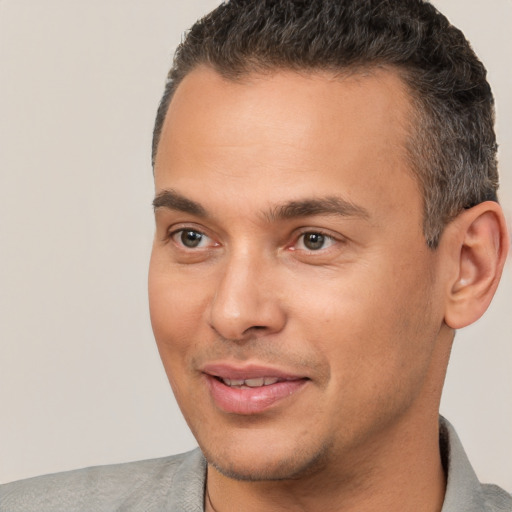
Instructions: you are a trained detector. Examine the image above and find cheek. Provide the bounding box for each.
[148,257,209,359]
[148,265,205,408]
[293,256,438,383]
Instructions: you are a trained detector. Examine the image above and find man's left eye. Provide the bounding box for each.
[296,232,335,251]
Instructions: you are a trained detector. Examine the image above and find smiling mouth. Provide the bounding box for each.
[217,376,285,388]
[206,372,309,414]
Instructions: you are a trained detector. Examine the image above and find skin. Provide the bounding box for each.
[149,66,508,512]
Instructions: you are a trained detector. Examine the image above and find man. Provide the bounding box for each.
[1,0,510,511]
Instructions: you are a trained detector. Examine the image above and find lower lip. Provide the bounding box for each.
[205,375,308,415]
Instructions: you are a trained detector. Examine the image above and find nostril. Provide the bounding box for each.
[243,325,267,334]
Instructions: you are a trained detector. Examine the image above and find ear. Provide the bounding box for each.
[443,201,510,329]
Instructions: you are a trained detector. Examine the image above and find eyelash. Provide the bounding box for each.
[292,230,338,252]
[168,228,214,249]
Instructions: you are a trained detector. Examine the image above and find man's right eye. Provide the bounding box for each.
[171,229,210,249]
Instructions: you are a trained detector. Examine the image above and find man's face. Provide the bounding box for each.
[149,67,450,481]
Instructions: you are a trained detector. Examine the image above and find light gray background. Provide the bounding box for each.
[1,0,510,489]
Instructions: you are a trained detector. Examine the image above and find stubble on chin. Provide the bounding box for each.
[203,440,334,483]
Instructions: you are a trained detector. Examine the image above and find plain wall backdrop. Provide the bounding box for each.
[1,0,511,489]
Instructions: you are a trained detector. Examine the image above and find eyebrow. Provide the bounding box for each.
[153,189,369,222]
[153,189,207,217]
[265,197,370,222]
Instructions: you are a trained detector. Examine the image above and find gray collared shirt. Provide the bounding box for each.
[439,419,511,511]
[1,418,510,511]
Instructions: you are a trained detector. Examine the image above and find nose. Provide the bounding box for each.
[208,251,286,342]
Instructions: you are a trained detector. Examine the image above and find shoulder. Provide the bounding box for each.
[480,484,512,512]
[0,449,206,512]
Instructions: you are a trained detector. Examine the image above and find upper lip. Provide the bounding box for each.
[201,362,307,381]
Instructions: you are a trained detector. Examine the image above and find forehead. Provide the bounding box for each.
[160,66,413,150]
[154,66,420,224]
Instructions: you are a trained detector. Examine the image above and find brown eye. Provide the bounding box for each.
[302,232,326,250]
[179,230,204,248]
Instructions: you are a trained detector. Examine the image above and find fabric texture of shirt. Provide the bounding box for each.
[1,417,510,511]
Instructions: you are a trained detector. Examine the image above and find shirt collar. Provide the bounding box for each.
[440,416,487,512]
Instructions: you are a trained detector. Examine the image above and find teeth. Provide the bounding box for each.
[221,377,281,387]
[244,378,264,387]
[225,378,244,386]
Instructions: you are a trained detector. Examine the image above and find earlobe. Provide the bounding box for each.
[444,201,509,330]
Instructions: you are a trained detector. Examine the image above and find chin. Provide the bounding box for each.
[201,439,332,482]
